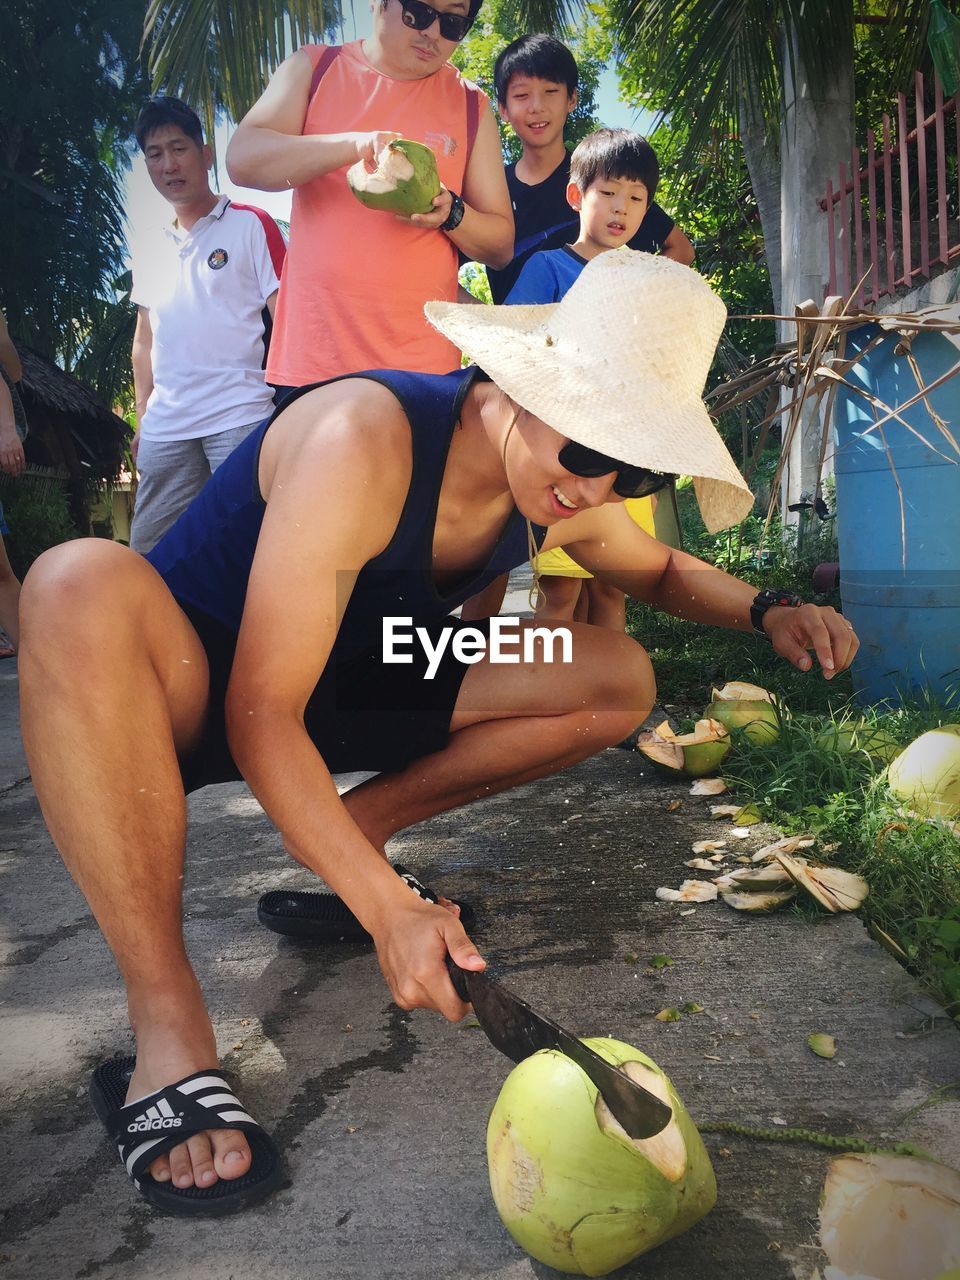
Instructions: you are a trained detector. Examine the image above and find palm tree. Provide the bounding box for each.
[143,0,342,138]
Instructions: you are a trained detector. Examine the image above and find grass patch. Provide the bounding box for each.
[627,489,960,1014]
[710,706,960,1015]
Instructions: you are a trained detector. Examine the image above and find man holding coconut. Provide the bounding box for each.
[18,252,858,1216]
[226,0,514,389]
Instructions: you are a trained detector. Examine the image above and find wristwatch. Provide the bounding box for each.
[750,588,803,638]
[439,190,466,232]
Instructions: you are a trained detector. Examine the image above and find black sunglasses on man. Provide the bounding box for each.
[399,0,474,42]
[558,440,675,500]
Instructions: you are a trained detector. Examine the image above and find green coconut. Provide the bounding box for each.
[637,718,731,778]
[704,681,781,746]
[887,725,960,819]
[486,1038,716,1277]
[815,720,900,764]
[346,138,441,215]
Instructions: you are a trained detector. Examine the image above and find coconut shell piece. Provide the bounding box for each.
[723,864,795,890]
[636,734,684,770]
[710,804,741,818]
[690,778,728,796]
[719,887,797,912]
[775,854,869,912]
[656,880,719,903]
[752,835,816,863]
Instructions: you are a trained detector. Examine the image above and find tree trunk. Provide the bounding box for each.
[739,94,782,316]
[779,14,854,525]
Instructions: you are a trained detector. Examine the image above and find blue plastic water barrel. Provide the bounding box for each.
[833,323,960,705]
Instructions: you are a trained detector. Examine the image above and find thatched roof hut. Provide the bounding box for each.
[17,347,129,484]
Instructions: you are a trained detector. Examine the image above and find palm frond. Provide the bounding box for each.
[504,0,585,36]
[144,0,343,129]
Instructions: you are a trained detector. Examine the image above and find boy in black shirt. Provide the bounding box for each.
[485,35,694,304]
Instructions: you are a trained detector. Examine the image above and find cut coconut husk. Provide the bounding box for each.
[656,880,718,903]
[819,1153,960,1280]
[709,804,741,818]
[638,719,731,778]
[705,682,781,745]
[775,854,869,913]
[721,864,795,890]
[712,681,778,705]
[346,138,441,214]
[887,726,960,820]
[720,887,797,912]
[692,840,728,854]
[487,1039,716,1276]
[690,778,728,796]
[752,835,816,863]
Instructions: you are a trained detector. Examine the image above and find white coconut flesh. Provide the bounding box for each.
[819,1153,960,1280]
[593,1061,686,1181]
[350,143,416,193]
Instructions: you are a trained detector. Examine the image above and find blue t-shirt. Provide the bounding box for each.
[506,245,588,304]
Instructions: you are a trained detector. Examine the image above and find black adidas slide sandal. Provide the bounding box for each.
[257,864,475,942]
[89,1057,286,1216]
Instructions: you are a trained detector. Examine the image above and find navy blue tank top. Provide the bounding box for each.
[146,367,546,658]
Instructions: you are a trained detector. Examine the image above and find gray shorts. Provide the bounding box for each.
[130,420,262,554]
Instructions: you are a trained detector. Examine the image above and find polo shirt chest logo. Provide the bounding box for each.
[207,248,229,270]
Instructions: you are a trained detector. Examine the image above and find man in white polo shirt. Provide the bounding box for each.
[129,96,286,552]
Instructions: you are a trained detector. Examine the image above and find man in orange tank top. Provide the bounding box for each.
[227,0,513,386]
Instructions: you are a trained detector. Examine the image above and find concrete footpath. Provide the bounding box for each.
[1,651,958,1280]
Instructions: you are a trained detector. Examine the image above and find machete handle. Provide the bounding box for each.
[445,955,471,1002]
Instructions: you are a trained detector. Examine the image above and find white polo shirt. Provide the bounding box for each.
[131,194,285,442]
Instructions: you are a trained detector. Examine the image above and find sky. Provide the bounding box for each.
[124,15,655,248]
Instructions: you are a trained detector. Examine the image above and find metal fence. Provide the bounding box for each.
[821,70,960,306]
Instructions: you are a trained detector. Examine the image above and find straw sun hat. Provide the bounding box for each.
[425,249,753,532]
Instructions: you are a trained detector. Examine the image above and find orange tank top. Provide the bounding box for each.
[267,42,485,385]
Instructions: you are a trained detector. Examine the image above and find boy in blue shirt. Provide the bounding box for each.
[485,34,693,305]
[508,128,665,629]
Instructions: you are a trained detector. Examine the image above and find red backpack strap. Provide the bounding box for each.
[465,84,481,163]
[308,44,341,107]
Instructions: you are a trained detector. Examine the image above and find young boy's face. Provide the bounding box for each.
[499,75,577,152]
[568,174,649,253]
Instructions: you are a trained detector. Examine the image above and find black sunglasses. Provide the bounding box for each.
[398,0,473,41]
[558,440,675,500]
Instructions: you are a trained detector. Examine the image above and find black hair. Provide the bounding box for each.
[569,128,660,200]
[493,34,578,106]
[135,96,204,152]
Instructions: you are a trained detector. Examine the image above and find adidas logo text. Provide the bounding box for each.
[127,1116,182,1132]
[126,1098,182,1133]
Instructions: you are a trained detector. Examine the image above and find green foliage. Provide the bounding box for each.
[143,0,341,133]
[453,0,609,164]
[0,482,80,579]
[0,0,147,370]
[697,672,960,1012]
